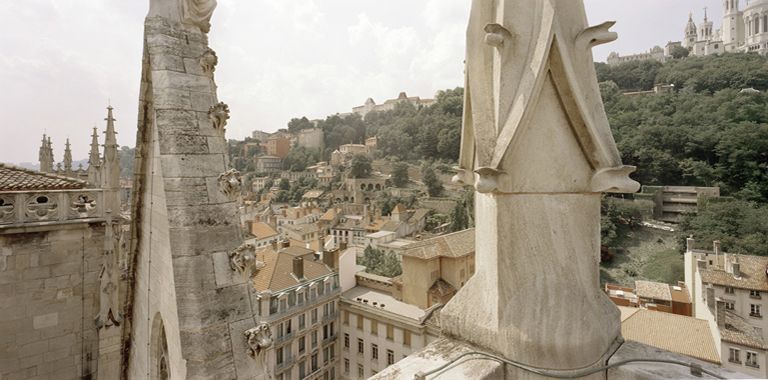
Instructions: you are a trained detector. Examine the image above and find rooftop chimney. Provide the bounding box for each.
[713,240,721,256]
[716,300,726,329]
[323,249,339,271]
[732,260,741,279]
[686,236,695,252]
[293,257,304,280]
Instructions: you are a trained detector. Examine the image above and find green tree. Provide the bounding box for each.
[391,161,409,187]
[360,246,402,277]
[287,116,315,133]
[670,45,690,59]
[421,163,443,197]
[279,178,290,190]
[449,200,469,232]
[678,199,768,256]
[349,154,372,178]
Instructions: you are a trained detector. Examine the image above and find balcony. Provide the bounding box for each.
[322,333,338,346]
[275,354,294,372]
[0,189,108,227]
[322,311,339,324]
[750,313,762,319]
[275,331,295,344]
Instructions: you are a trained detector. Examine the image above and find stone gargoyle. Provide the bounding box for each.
[228,243,257,274]
[218,169,242,199]
[244,323,273,357]
[208,102,230,130]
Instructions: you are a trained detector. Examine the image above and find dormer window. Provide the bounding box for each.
[725,286,735,294]
[751,290,762,299]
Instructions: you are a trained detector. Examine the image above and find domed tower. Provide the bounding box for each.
[723,0,745,51]
[683,12,698,48]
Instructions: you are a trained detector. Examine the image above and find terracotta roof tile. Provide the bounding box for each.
[635,280,673,302]
[252,246,332,293]
[250,222,278,239]
[401,229,475,260]
[620,308,720,364]
[0,164,86,191]
[721,311,767,350]
[701,254,768,291]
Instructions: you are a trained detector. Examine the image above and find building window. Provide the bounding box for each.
[357,364,364,379]
[725,302,735,311]
[280,299,287,312]
[751,290,761,299]
[343,311,349,325]
[747,351,760,368]
[299,360,307,379]
[299,314,306,330]
[729,348,741,363]
[344,333,350,349]
[751,304,762,317]
[312,330,318,348]
[312,308,318,324]
[299,336,306,354]
[277,322,284,338]
[725,287,735,294]
[344,359,350,374]
[286,319,292,335]
[324,346,330,364]
[276,346,284,365]
[370,319,378,336]
[387,349,395,365]
[372,343,379,360]
[403,330,411,347]
[357,338,364,354]
[357,314,364,331]
[312,353,318,371]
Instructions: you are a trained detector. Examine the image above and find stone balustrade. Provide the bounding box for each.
[0,189,109,226]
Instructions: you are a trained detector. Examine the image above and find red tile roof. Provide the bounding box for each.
[0,164,86,191]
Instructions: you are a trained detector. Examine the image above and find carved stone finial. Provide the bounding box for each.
[244,323,273,357]
[218,169,242,198]
[228,243,256,274]
[208,102,230,130]
[200,48,218,77]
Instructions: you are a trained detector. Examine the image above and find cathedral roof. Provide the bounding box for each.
[0,163,86,191]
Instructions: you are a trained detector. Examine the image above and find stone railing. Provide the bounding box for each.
[0,189,108,226]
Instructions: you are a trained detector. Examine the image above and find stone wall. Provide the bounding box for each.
[0,224,105,380]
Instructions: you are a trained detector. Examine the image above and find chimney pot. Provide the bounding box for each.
[732,262,741,278]
[713,240,721,255]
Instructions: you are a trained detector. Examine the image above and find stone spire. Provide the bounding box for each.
[101,105,120,213]
[63,138,73,174]
[87,127,101,186]
[38,134,53,173]
[445,1,639,377]
[47,137,54,171]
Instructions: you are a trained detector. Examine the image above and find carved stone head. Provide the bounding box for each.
[208,102,230,130]
[228,243,256,274]
[244,323,273,357]
[217,169,242,199]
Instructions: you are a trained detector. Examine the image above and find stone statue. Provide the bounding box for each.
[200,48,218,77]
[148,0,217,33]
[218,169,242,199]
[208,102,230,130]
[441,1,640,378]
[244,323,273,357]
[228,243,257,274]
[96,216,122,329]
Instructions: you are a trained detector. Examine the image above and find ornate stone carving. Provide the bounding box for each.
[244,323,273,357]
[228,243,256,274]
[208,102,230,130]
[218,169,242,198]
[0,196,15,224]
[69,192,98,219]
[200,48,218,77]
[25,194,58,221]
[182,0,217,33]
[96,216,122,329]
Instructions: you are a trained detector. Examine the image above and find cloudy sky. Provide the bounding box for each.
[1,0,724,164]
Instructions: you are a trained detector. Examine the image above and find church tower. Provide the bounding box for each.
[723,0,745,51]
[63,138,73,175]
[87,127,101,186]
[684,12,698,48]
[101,105,121,213]
[38,134,53,173]
[699,8,714,41]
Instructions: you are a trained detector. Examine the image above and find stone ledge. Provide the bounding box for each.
[371,338,749,380]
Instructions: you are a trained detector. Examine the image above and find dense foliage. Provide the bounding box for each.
[349,154,372,178]
[678,199,768,256]
[421,162,444,197]
[359,246,402,278]
[600,197,644,248]
[390,161,409,187]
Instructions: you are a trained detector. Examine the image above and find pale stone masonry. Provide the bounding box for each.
[123,0,258,378]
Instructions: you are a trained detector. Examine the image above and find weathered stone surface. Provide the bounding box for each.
[150,53,185,73]
[608,341,749,379]
[166,203,238,228]
[228,318,261,379]
[213,251,246,288]
[190,91,215,112]
[154,70,212,93]
[159,133,210,155]
[175,284,251,329]
[168,225,241,256]
[160,153,224,178]
[154,87,192,110]
[179,323,234,362]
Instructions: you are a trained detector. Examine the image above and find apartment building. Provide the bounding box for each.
[252,244,341,380]
[685,239,768,378]
[605,280,693,316]
[338,284,440,379]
